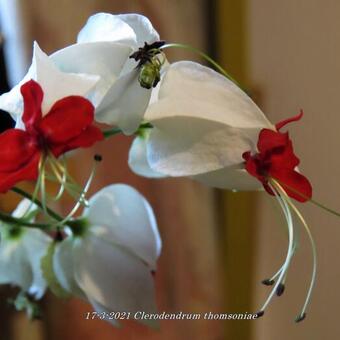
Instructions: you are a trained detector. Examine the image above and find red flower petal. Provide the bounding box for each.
[0,151,41,193]
[275,110,303,131]
[243,151,265,183]
[257,129,289,154]
[270,168,312,202]
[263,182,275,196]
[21,80,43,131]
[270,140,300,169]
[242,151,251,162]
[0,129,37,172]
[243,113,311,202]
[39,96,95,145]
[50,125,103,157]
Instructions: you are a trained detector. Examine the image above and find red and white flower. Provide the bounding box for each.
[0,80,103,192]
[0,13,161,134]
[129,61,274,189]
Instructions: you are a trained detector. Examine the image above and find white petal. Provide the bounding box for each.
[51,42,132,107]
[77,13,137,46]
[143,61,274,176]
[192,164,263,190]
[128,136,167,178]
[53,237,85,299]
[23,229,51,299]
[0,236,32,290]
[146,116,263,176]
[89,298,120,327]
[32,42,99,114]
[0,68,33,118]
[0,42,99,122]
[85,184,161,269]
[74,235,158,316]
[96,68,151,134]
[146,61,273,128]
[117,14,159,46]
[89,298,158,328]
[12,199,37,218]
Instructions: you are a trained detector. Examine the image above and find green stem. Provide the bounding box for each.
[11,187,63,222]
[161,43,244,90]
[0,210,52,230]
[103,127,122,139]
[271,178,340,219]
[309,199,340,218]
[102,122,154,139]
[6,187,83,230]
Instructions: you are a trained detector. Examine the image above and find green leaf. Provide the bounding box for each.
[41,242,70,299]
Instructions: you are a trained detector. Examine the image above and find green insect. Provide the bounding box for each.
[138,57,163,89]
[130,41,166,89]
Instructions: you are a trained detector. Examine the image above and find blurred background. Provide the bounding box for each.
[0,0,339,339]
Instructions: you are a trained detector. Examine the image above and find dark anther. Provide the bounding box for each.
[130,40,166,67]
[261,278,275,286]
[255,311,265,318]
[54,230,64,242]
[276,283,285,296]
[94,154,103,162]
[295,313,306,323]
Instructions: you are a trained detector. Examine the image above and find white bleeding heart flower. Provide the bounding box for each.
[53,184,161,328]
[0,13,161,135]
[129,61,275,190]
[0,199,52,299]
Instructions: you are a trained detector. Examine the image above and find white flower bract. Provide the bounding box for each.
[53,184,161,328]
[129,61,275,190]
[0,199,51,299]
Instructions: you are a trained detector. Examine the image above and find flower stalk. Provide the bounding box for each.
[11,187,63,222]
[103,122,154,139]
[0,210,52,230]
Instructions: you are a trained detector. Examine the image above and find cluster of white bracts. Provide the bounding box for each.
[0,185,161,327]
[0,12,276,327]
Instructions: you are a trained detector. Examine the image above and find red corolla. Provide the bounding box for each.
[0,80,103,193]
[243,111,312,202]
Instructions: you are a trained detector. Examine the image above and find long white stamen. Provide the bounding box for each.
[48,158,87,205]
[40,157,48,216]
[45,172,88,206]
[48,160,82,197]
[273,180,317,321]
[48,154,81,188]
[266,234,299,286]
[51,161,98,228]
[47,168,83,198]
[50,156,67,201]
[258,183,295,313]
[265,215,299,285]
[21,157,45,219]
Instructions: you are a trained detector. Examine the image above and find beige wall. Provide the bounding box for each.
[247,1,340,339]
